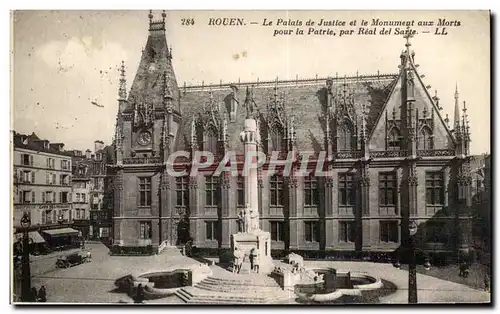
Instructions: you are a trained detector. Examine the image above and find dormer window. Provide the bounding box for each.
[418,126,433,150]
[338,119,356,152]
[270,125,285,152]
[204,127,218,155]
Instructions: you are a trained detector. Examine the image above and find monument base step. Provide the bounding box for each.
[175,286,293,304]
[174,270,293,304]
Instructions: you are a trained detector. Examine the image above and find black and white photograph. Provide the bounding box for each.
[10,9,491,305]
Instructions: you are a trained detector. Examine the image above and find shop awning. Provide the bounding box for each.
[14,231,46,244]
[42,228,80,237]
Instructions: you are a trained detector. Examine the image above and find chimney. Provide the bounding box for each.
[94,140,105,153]
[85,149,92,159]
[73,150,83,157]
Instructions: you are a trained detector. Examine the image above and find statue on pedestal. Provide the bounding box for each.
[238,203,260,233]
[249,208,260,232]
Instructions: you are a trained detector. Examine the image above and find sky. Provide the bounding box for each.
[12,10,490,154]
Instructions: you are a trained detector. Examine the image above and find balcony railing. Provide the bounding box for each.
[417,149,455,157]
[334,151,363,159]
[371,150,408,158]
[123,156,161,165]
[371,149,455,158]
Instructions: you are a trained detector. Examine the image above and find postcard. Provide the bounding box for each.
[11,10,491,305]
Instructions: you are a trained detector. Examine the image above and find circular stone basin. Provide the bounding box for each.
[138,269,192,289]
[295,269,377,295]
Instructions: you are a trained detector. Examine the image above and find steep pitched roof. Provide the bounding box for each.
[124,17,179,113]
[175,75,397,153]
[367,43,456,151]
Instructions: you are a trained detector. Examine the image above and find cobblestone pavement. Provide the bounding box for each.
[29,243,191,303]
[24,245,490,304]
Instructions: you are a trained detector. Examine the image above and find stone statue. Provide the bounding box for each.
[249,208,260,232]
[237,206,248,233]
[238,203,260,233]
[244,205,252,232]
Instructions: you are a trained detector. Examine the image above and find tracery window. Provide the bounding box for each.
[418,126,433,150]
[338,120,356,151]
[204,127,218,155]
[388,127,402,151]
[270,125,285,152]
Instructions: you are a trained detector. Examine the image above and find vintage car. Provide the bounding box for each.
[55,250,91,268]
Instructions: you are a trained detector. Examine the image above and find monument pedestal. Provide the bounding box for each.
[231,231,274,275]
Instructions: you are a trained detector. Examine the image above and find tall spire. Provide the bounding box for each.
[401,28,417,157]
[127,9,179,112]
[454,83,461,131]
[118,61,127,101]
[462,100,471,156]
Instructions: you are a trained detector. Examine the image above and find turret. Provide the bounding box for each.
[462,101,471,156]
[454,83,461,133]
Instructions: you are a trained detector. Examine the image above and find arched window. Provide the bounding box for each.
[388,127,401,151]
[204,127,218,154]
[418,126,433,150]
[270,125,284,152]
[338,120,355,151]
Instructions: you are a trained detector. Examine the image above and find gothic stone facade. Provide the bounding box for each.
[109,13,474,257]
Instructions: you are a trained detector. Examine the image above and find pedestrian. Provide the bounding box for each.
[249,249,255,272]
[232,247,239,273]
[31,287,38,302]
[484,273,490,292]
[127,280,134,297]
[134,283,145,304]
[458,261,465,277]
[253,250,260,274]
[86,250,92,262]
[185,240,193,257]
[463,263,470,278]
[38,286,47,302]
[239,253,246,274]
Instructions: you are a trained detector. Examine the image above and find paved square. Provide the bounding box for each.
[23,243,490,304]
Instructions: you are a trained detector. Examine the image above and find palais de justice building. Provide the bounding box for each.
[109,12,474,258]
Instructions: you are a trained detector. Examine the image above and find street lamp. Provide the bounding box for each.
[392,220,431,304]
[408,220,418,304]
[20,212,32,302]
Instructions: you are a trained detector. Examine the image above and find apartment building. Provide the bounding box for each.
[13,132,73,227]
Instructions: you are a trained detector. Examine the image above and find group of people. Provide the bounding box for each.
[232,247,260,274]
[27,286,47,302]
